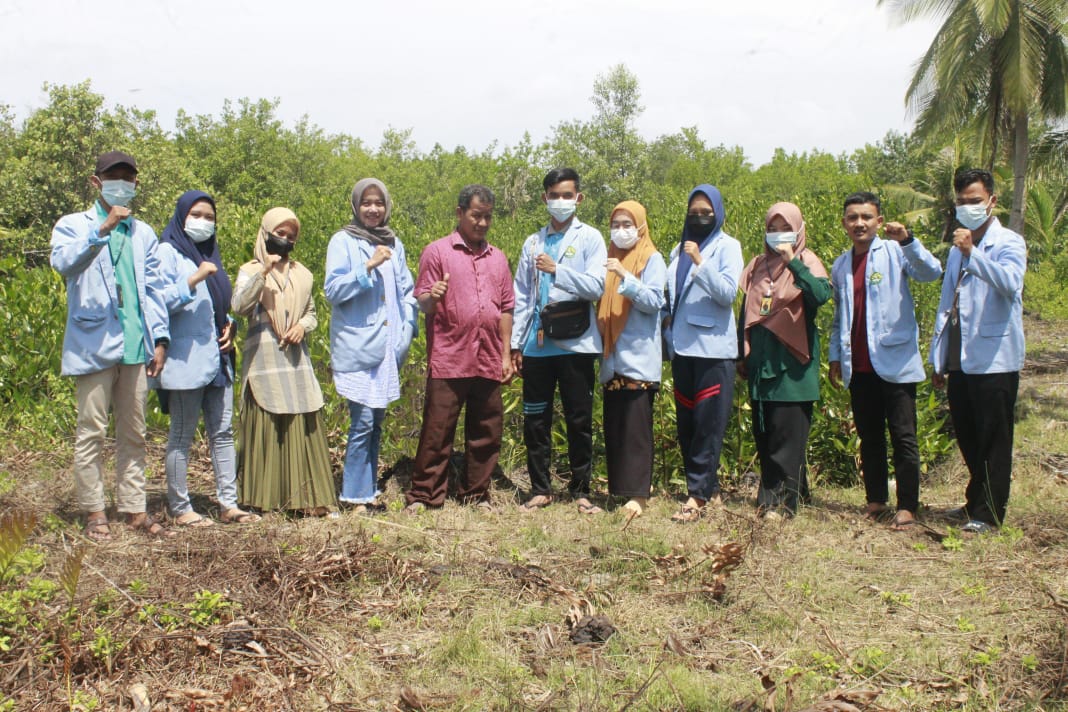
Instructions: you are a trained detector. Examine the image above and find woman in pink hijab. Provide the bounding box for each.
[738,202,831,518]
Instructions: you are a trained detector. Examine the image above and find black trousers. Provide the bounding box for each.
[753,400,812,514]
[947,370,1019,526]
[672,356,735,500]
[849,372,920,513]
[522,353,596,497]
[604,387,655,498]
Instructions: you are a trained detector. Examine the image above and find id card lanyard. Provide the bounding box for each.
[109,225,130,308]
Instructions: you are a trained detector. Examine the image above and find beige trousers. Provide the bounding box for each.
[73,364,148,513]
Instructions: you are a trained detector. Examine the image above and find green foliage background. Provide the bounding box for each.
[2,70,1062,493]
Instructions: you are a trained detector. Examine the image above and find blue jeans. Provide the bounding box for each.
[341,401,384,504]
[165,384,237,515]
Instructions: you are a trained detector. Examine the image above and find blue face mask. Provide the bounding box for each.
[765,231,798,248]
[955,201,990,230]
[100,179,137,207]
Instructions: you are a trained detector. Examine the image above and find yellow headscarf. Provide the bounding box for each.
[597,200,657,357]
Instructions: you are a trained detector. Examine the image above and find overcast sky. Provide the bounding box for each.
[1,0,941,166]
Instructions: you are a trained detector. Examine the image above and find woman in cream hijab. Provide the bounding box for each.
[231,208,336,516]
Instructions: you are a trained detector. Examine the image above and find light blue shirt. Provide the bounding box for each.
[334,260,402,408]
[522,231,569,357]
[153,242,234,390]
[324,231,418,374]
[829,236,943,386]
[930,218,1026,375]
[601,253,667,384]
[50,208,169,376]
[663,232,744,360]
[511,218,607,355]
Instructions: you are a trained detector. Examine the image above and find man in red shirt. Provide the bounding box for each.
[406,185,515,511]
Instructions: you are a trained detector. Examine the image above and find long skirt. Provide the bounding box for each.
[604,387,656,498]
[238,388,336,512]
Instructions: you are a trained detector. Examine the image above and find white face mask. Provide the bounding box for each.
[546,198,577,222]
[100,179,137,207]
[184,217,216,243]
[611,226,640,249]
[765,231,798,248]
[955,201,991,230]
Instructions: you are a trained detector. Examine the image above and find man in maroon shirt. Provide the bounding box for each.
[405,185,515,512]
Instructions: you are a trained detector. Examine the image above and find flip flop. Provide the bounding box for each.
[519,495,554,512]
[83,516,111,543]
[220,509,261,524]
[577,501,604,515]
[174,512,214,528]
[671,505,702,523]
[889,512,917,531]
[864,504,892,522]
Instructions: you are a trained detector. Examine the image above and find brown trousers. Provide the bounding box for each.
[407,377,503,507]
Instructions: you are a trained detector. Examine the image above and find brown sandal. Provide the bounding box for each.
[220,508,261,524]
[83,516,111,542]
[128,514,177,538]
[671,505,702,524]
[519,495,554,512]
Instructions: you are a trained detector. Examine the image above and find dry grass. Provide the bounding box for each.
[2,326,1068,710]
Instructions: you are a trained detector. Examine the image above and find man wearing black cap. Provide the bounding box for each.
[50,150,173,540]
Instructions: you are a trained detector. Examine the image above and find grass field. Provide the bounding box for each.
[1,316,1067,711]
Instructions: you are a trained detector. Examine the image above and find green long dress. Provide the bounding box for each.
[232,264,337,512]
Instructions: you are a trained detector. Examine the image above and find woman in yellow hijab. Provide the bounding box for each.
[596,200,666,518]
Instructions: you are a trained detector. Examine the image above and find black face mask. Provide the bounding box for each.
[265,233,295,257]
[685,214,716,241]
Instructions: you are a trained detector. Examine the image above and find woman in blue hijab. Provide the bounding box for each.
[662,185,744,522]
[156,190,259,526]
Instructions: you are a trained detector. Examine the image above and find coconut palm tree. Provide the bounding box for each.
[878,0,1068,234]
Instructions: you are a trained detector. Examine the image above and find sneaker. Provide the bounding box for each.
[961,519,996,535]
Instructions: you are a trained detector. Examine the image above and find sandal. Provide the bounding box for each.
[127,514,177,539]
[576,499,604,515]
[671,505,702,524]
[174,512,214,528]
[519,494,553,512]
[864,503,892,521]
[889,511,916,531]
[220,508,261,524]
[83,516,111,543]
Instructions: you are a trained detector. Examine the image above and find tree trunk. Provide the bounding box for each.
[1010,110,1028,235]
